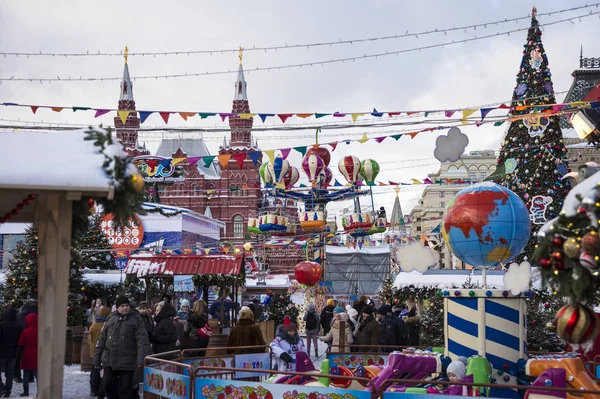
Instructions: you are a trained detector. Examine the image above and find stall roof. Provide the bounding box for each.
[124,254,243,277]
[245,274,290,288]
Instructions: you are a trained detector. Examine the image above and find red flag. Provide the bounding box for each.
[388,181,399,185]
[328,142,338,151]
[498,104,511,109]
[387,112,401,117]
[159,112,170,124]
[30,106,39,114]
[278,114,293,123]
[232,153,246,169]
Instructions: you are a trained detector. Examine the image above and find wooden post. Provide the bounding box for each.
[36,193,73,399]
[339,320,346,353]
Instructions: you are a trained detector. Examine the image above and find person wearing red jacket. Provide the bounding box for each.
[17,313,37,397]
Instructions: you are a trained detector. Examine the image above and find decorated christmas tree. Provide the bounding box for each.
[5,225,88,326]
[526,288,564,352]
[420,292,444,347]
[3,226,39,308]
[496,7,570,261]
[379,275,395,304]
[78,214,116,270]
[266,293,299,328]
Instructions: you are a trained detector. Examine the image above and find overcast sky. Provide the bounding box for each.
[1,1,600,219]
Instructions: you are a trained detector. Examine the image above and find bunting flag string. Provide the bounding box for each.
[2,96,597,125]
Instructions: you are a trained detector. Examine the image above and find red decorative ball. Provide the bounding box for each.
[305,146,331,167]
[294,261,322,286]
[87,199,95,208]
[552,251,563,262]
[552,236,564,247]
[582,233,600,255]
[539,258,551,269]
[544,303,550,309]
[555,303,600,344]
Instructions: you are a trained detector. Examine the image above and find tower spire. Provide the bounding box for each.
[114,45,143,152]
[227,48,252,147]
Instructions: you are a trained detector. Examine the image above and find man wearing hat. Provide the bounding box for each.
[270,317,307,371]
[377,305,408,352]
[354,305,380,353]
[93,296,151,399]
[137,301,154,345]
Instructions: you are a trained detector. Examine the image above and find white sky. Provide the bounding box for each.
[1,1,599,219]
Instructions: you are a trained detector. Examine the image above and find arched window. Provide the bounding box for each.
[233,215,244,238]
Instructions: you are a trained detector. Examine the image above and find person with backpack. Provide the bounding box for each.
[303,303,320,358]
[320,299,336,335]
[0,308,23,397]
[377,305,409,353]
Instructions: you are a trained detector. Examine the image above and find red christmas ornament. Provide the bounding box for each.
[306,146,331,167]
[582,233,600,254]
[294,261,323,286]
[87,198,95,208]
[552,236,564,248]
[555,303,600,344]
[552,251,563,262]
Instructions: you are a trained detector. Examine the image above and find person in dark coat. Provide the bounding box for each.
[137,302,154,347]
[88,306,111,398]
[17,313,38,397]
[13,301,36,384]
[353,296,368,319]
[354,305,380,353]
[227,307,265,354]
[0,308,23,397]
[320,299,336,335]
[209,295,235,333]
[250,298,262,322]
[93,296,151,399]
[404,297,420,347]
[377,305,409,352]
[186,300,210,356]
[153,302,177,354]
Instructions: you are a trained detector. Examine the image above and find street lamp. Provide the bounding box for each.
[571,108,600,145]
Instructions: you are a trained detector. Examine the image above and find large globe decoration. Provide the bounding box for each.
[441,182,531,267]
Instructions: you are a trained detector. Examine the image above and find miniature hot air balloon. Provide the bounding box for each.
[260,162,274,185]
[267,157,290,185]
[306,146,331,167]
[283,166,300,188]
[302,154,325,183]
[338,155,361,184]
[360,159,380,185]
[322,167,333,185]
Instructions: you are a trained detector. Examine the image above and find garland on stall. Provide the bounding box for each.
[287,281,330,296]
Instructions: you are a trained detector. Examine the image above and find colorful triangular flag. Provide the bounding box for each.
[278,114,293,123]
[232,153,246,169]
[248,151,261,167]
[334,179,343,187]
[118,110,130,124]
[411,179,422,184]
[280,148,291,160]
[351,113,364,122]
[264,149,276,162]
[94,109,110,118]
[198,112,217,119]
[159,112,170,124]
[202,155,216,168]
[462,109,477,124]
[480,108,494,121]
[30,106,39,114]
[188,156,202,166]
[172,157,186,166]
[139,111,152,123]
[293,146,307,156]
[358,133,369,143]
[218,154,232,169]
[328,142,338,151]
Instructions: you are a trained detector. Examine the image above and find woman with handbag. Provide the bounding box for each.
[186,300,211,356]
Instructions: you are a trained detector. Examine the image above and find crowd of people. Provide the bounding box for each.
[0,293,422,398]
[0,300,38,397]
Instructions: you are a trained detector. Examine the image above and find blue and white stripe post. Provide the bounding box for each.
[444,289,527,398]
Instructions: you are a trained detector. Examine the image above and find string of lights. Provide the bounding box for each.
[1,10,598,83]
[1,3,597,58]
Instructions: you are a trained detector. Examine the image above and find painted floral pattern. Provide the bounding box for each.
[201,384,273,399]
[166,377,187,397]
[331,355,385,368]
[283,391,359,399]
[145,372,164,391]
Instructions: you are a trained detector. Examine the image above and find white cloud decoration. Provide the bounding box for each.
[433,127,470,163]
[396,242,437,273]
[503,260,532,295]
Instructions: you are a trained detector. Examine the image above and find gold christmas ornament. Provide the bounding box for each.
[555,303,600,344]
[131,172,145,192]
[562,239,580,259]
[545,322,554,330]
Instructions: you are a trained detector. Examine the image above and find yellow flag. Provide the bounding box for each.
[358,133,369,143]
[276,182,285,189]
[206,190,214,195]
[411,178,422,184]
[351,113,365,122]
[204,248,211,255]
[264,149,276,162]
[172,157,186,166]
[118,110,130,124]
[239,113,255,119]
[218,154,232,169]
[461,109,477,125]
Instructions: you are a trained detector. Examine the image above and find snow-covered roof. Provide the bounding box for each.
[392,269,542,290]
[0,129,113,193]
[326,245,390,254]
[0,270,126,286]
[155,138,221,179]
[141,202,225,227]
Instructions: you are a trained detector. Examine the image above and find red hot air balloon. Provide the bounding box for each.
[338,155,361,184]
[283,166,300,188]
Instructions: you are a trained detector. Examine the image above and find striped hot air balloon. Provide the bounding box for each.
[260,162,274,185]
[267,157,290,185]
[322,167,333,185]
[360,159,380,185]
[301,154,325,183]
[283,166,300,188]
[338,155,361,184]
